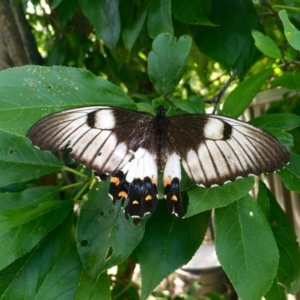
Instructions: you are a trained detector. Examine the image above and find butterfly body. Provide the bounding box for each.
[154,105,168,171]
[27,105,290,218]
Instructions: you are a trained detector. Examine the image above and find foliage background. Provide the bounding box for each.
[0,0,300,300]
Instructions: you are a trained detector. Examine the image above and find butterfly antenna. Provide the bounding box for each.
[205,69,238,114]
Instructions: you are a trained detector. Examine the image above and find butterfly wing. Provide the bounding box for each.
[166,114,290,188]
[28,106,290,218]
[27,106,158,218]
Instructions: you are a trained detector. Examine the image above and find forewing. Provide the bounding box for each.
[27,106,154,174]
[167,114,290,187]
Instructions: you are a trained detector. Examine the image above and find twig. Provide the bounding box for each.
[204,69,238,114]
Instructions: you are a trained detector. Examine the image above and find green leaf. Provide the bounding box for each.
[252,30,282,59]
[76,269,111,300]
[279,10,300,51]
[0,186,61,210]
[0,130,62,187]
[0,66,134,136]
[257,182,300,291]
[172,0,213,25]
[277,152,300,193]
[35,244,111,300]
[249,113,300,148]
[148,34,192,96]
[185,177,254,217]
[138,201,211,300]
[0,200,73,270]
[272,72,300,90]
[215,195,279,300]
[122,7,148,52]
[222,69,273,118]
[0,213,75,299]
[190,0,261,75]
[78,0,120,50]
[55,0,78,29]
[77,181,145,277]
[264,278,286,300]
[173,95,205,114]
[249,113,300,131]
[147,0,173,38]
[51,0,62,9]
[289,274,300,294]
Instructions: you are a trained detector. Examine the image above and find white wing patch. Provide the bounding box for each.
[122,148,157,183]
[163,152,181,182]
[93,109,116,129]
[203,118,225,139]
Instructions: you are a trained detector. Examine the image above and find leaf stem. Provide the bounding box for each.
[60,182,84,190]
[73,181,91,201]
[63,166,86,178]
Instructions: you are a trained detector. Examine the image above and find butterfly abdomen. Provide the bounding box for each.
[154,106,168,171]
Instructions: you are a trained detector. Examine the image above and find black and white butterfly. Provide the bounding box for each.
[27,105,290,218]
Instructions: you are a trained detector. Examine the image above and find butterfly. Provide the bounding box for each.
[27,105,290,218]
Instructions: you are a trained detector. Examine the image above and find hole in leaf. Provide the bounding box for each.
[105,246,113,260]
[9,149,15,155]
[80,239,88,247]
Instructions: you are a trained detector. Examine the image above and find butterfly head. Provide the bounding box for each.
[156,105,166,116]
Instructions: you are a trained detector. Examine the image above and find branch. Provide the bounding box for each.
[204,69,238,114]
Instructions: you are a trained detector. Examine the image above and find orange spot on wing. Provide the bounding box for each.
[171,195,178,201]
[132,200,139,205]
[110,177,120,186]
[118,191,128,198]
[164,176,171,187]
[145,195,152,201]
[152,176,157,185]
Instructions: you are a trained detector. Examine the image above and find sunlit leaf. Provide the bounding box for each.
[222,69,272,117]
[279,10,300,51]
[252,30,282,59]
